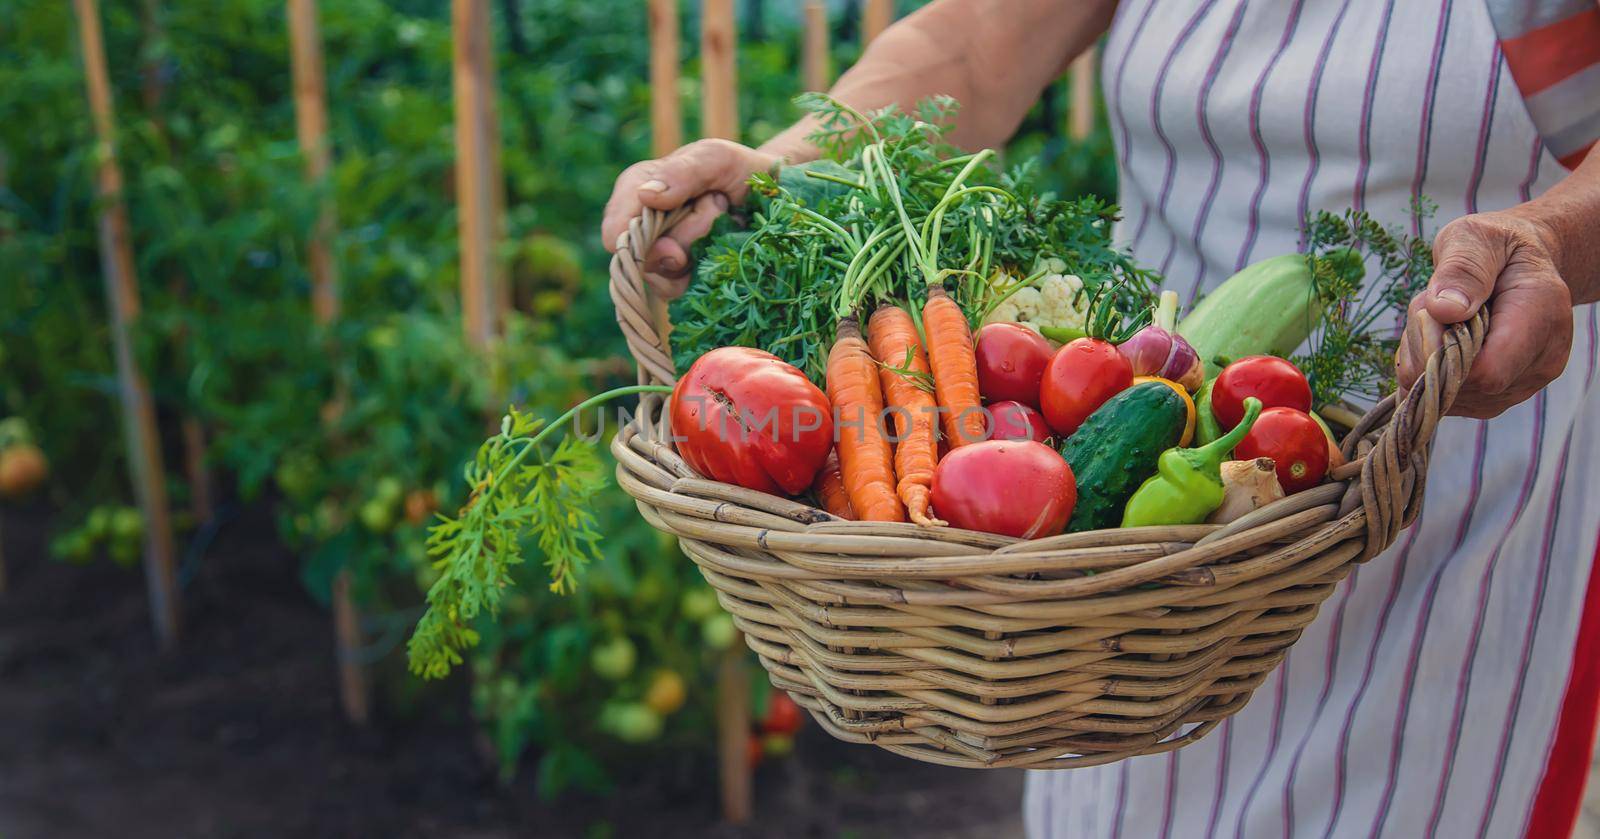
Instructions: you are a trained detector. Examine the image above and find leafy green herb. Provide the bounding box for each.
[408,385,671,679]
[1295,200,1437,407]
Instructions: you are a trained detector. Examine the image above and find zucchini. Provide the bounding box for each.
[1177,249,1361,378]
[1060,381,1190,532]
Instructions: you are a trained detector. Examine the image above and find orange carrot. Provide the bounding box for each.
[825,317,906,522]
[812,449,855,520]
[867,304,945,526]
[922,286,985,448]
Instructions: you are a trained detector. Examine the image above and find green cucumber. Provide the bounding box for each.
[1177,249,1362,378]
[1060,381,1190,533]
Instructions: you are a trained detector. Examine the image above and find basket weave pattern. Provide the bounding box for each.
[608,206,1486,769]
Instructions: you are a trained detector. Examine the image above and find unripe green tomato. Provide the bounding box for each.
[590,636,637,681]
[374,476,404,504]
[110,507,144,543]
[85,506,113,542]
[701,614,736,650]
[680,588,718,621]
[359,498,394,533]
[51,531,94,563]
[608,703,663,744]
[274,454,319,500]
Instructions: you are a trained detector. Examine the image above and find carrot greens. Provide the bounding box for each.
[671,95,1156,382]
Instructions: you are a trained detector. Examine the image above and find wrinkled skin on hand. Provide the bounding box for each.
[1396,211,1573,419]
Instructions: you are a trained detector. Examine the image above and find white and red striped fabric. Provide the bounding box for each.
[1024,1,1600,837]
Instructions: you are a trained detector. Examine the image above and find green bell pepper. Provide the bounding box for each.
[1121,397,1263,528]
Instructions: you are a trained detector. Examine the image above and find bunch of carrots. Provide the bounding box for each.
[774,96,1009,527]
[813,287,982,526]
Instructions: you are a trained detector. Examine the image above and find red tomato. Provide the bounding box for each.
[985,400,1051,443]
[1039,338,1133,437]
[761,691,805,735]
[974,323,1054,408]
[931,440,1077,538]
[1212,356,1313,431]
[670,348,833,495]
[1235,408,1330,493]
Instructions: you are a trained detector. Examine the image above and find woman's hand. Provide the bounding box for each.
[1396,211,1573,418]
[601,139,781,298]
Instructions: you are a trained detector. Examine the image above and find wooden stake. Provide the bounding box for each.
[1069,45,1097,142]
[649,0,682,156]
[289,0,339,323]
[861,0,891,46]
[140,1,214,526]
[73,0,181,650]
[700,2,748,817]
[700,0,738,141]
[180,417,213,523]
[802,0,830,92]
[716,640,752,824]
[289,0,369,726]
[452,0,504,351]
[331,570,369,723]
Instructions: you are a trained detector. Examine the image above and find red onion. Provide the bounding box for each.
[1118,291,1204,392]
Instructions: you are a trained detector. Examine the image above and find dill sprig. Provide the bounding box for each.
[408,385,671,679]
[1295,199,1437,407]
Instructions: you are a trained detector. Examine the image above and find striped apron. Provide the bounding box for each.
[1025,1,1600,837]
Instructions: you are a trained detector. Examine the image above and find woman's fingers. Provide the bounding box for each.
[1421,215,1508,324]
[1397,210,1574,418]
[637,139,771,210]
[664,193,732,253]
[640,238,693,298]
[1399,257,1572,418]
[632,193,732,298]
[601,139,778,253]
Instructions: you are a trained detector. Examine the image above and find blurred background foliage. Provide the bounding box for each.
[0,0,1114,795]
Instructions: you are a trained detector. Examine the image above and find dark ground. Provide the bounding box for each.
[0,504,1022,839]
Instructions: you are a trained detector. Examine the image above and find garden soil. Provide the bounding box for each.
[0,503,1022,839]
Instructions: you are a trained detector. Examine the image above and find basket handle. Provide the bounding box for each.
[608,204,699,388]
[1350,307,1489,559]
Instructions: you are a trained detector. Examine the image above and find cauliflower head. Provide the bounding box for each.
[981,273,1091,341]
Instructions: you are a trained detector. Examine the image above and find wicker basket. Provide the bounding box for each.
[607,204,1486,769]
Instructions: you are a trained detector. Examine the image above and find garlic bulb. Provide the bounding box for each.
[1207,458,1285,524]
